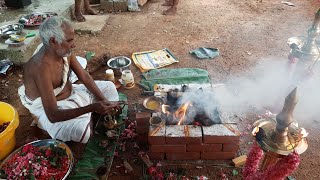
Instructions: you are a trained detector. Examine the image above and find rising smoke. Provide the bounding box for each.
[178,57,320,125]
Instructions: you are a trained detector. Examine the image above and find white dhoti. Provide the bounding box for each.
[19,44,119,143]
[19,81,118,143]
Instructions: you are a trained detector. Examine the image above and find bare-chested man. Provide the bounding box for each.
[18,16,119,143]
[73,0,97,22]
[162,0,179,15]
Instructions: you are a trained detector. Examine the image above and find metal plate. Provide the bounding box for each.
[143,96,164,111]
[0,139,74,180]
[5,38,24,46]
[0,23,24,38]
[19,12,58,27]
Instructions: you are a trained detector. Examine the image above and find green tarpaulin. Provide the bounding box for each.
[190,47,220,59]
[139,68,210,91]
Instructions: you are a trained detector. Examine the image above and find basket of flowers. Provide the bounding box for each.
[0,139,73,180]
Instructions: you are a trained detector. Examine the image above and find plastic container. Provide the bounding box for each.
[121,70,135,89]
[0,102,19,160]
[105,69,115,82]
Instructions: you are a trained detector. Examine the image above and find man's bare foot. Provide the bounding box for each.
[162,7,177,15]
[75,12,86,22]
[84,8,97,15]
[70,8,77,21]
[161,2,173,6]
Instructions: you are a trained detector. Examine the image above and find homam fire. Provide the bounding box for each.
[146,84,241,161]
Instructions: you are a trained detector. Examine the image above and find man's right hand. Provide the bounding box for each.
[93,101,121,115]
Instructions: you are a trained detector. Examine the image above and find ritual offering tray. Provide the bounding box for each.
[0,23,24,39]
[19,12,58,27]
[0,139,74,180]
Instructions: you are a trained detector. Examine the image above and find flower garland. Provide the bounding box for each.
[243,142,300,180]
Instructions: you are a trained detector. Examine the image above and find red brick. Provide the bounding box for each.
[150,145,186,153]
[148,123,166,145]
[201,152,236,160]
[203,136,239,144]
[148,152,165,160]
[201,144,222,152]
[136,125,149,134]
[165,125,186,144]
[187,144,202,152]
[202,124,240,144]
[165,144,186,153]
[136,134,148,146]
[186,137,202,144]
[223,144,239,152]
[185,125,202,144]
[165,136,186,144]
[187,144,222,152]
[136,112,151,125]
[166,152,200,160]
[148,135,165,145]
[149,145,166,152]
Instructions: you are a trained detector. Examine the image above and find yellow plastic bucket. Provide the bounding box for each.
[0,102,19,160]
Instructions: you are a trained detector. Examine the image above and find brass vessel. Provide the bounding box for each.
[252,88,308,170]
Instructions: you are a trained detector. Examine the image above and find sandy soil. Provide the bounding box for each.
[1,0,320,179]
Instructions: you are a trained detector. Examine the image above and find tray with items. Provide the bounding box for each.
[0,23,24,39]
[19,12,58,27]
[4,33,36,47]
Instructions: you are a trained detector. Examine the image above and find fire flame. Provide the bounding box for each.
[162,105,171,115]
[175,102,192,125]
[162,102,192,125]
[252,127,260,136]
[300,128,308,138]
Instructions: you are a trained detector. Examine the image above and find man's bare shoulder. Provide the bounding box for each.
[24,50,50,74]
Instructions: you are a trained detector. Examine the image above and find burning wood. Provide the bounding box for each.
[175,102,191,125]
[184,125,190,137]
[161,105,170,115]
[149,122,165,136]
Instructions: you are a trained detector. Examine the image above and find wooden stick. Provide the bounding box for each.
[223,124,241,136]
[149,123,164,136]
[184,125,189,137]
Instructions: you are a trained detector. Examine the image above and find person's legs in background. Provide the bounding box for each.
[163,0,179,15]
[74,0,85,22]
[74,0,97,22]
[83,0,97,15]
[161,0,172,6]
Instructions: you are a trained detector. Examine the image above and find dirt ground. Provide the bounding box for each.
[1,0,320,179]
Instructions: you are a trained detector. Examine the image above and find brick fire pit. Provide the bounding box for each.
[147,116,240,160]
[142,84,240,160]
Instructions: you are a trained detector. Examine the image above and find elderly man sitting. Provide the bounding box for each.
[18,16,120,143]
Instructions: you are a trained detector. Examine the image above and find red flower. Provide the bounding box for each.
[45,149,52,157]
[1,144,69,180]
[147,166,157,176]
[243,142,264,178]
[243,143,300,180]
